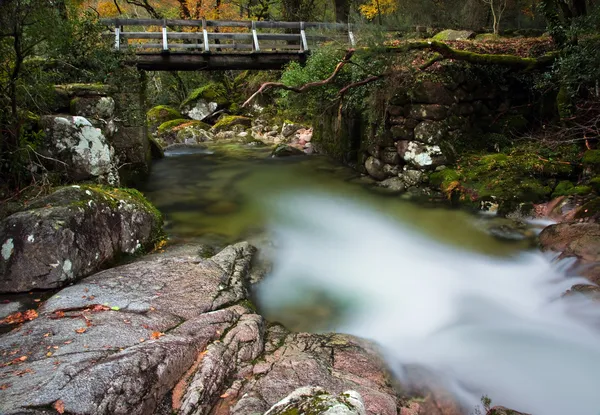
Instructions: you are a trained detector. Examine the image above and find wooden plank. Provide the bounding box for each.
[120,32,332,42]
[207,32,253,40]
[122,32,204,40]
[133,51,308,70]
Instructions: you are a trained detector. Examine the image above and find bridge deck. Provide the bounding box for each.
[101,18,351,70]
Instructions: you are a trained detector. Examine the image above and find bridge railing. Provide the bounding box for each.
[100,18,355,53]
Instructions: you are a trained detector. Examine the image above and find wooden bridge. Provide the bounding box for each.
[101,18,355,71]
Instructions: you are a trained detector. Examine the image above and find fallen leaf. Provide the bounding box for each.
[110,306,120,311]
[0,309,38,325]
[43,332,51,337]
[64,340,72,344]
[53,399,65,414]
[34,299,41,302]
[151,331,164,340]
[75,328,86,334]
[139,338,145,342]
[85,319,93,327]
[17,356,27,362]
[0,383,10,390]
[54,311,65,318]
[46,352,53,357]
[91,304,110,312]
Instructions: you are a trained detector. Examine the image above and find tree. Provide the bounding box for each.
[358,0,397,23]
[482,0,509,34]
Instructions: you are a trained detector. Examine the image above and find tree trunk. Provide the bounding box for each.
[334,0,350,23]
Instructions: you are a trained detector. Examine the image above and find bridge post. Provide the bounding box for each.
[348,23,356,47]
[202,19,210,52]
[300,22,308,52]
[114,18,120,50]
[252,21,260,52]
[162,19,169,52]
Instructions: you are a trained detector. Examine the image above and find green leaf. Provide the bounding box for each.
[110,306,120,311]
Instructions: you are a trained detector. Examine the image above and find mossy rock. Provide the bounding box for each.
[147,105,183,131]
[429,168,460,189]
[181,83,229,109]
[496,114,528,134]
[156,119,210,147]
[55,83,111,97]
[212,115,252,133]
[432,29,475,41]
[552,180,574,198]
[583,150,600,166]
[589,177,600,192]
[474,33,500,41]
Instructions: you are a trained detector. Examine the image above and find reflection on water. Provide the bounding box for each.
[140,143,535,255]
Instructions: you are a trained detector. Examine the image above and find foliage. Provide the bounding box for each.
[358,0,398,22]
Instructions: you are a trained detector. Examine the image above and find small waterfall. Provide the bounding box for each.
[256,193,600,415]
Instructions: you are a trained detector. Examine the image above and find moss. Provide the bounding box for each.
[589,177,600,192]
[157,119,193,134]
[69,97,80,115]
[146,105,182,128]
[429,169,460,188]
[552,180,574,197]
[181,83,229,109]
[583,150,600,166]
[212,115,252,133]
[497,114,528,133]
[56,83,110,96]
[570,185,593,195]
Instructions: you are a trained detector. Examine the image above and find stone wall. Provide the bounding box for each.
[314,64,537,190]
[54,79,154,186]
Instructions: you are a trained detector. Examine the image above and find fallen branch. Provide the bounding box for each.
[243,41,557,108]
[241,49,356,108]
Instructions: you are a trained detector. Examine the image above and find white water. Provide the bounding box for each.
[257,194,600,415]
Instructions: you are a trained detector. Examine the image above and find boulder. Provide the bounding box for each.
[381,147,400,165]
[539,221,600,284]
[411,82,455,105]
[409,104,448,121]
[155,120,210,148]
[71,96,115,122]
[180,83,229,121]
[40,115,119,185]
[0,185,163,293]
[281,122,304,138]
[264,387,366,415]
[146,105,182,133]
[0,243,256,414]
[398,141,446,169]
[176,123,214,144]
[212,116,252,134]
[432,29,476,41]
[378,177,406,192]
[0,242,401,415]
[365,157,388,181]
[413,120,448,144]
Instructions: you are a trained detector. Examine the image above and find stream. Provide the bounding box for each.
[140,142,542,256]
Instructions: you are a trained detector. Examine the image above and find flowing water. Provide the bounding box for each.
[141,143,600,415]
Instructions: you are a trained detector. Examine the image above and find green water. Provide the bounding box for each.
[140,143,538,256]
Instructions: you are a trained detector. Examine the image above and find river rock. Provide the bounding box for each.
[381,147,400,165]
[378,177,406,192]
[264,387,366,415]
[281,122,304,138]
[365,157,388,181]
[539,221,600,284]
[272,144,305,157]
[40,115,119,185]
[0,185,163,293]
[399,142,446,169]
[0,241,402,415]
[0,242,256,414]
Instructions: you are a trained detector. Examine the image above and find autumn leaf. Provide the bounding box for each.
[53,399,65,414]
[0,309,38,325]
[75,328,86,334]
[91,305,110,312]
[0,383,10,390]
[151,331,164,340]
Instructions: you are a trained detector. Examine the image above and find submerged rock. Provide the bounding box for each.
[40,115,119,185]
[0,186,163,293]
[272,144,305,157]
